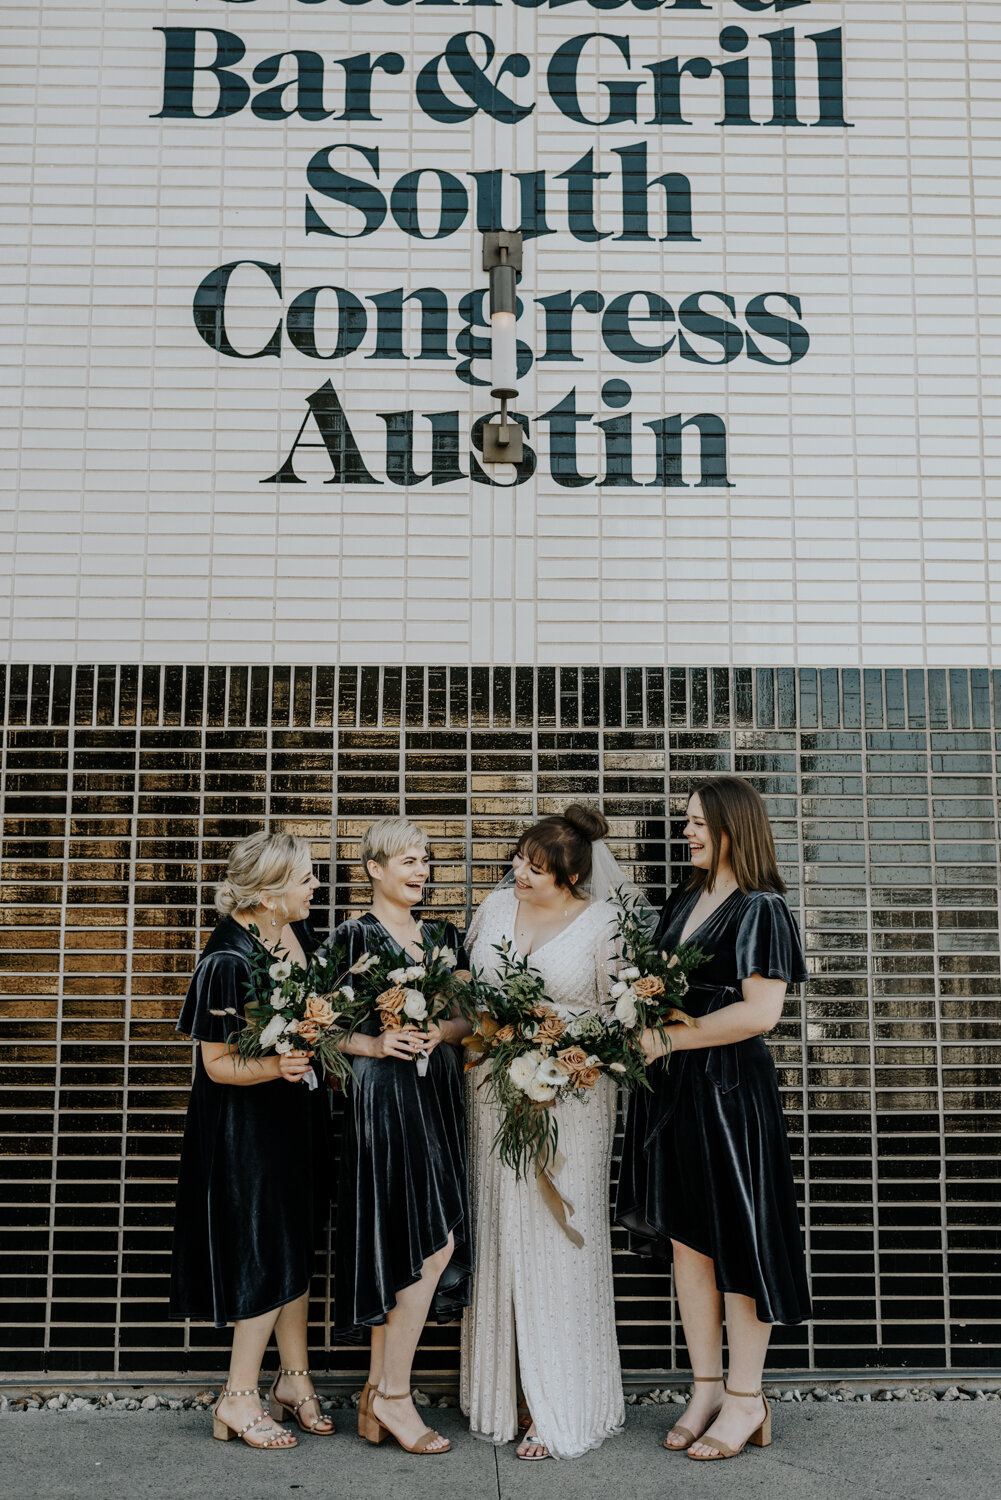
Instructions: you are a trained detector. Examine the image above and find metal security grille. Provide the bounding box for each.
[1,664,998,1380]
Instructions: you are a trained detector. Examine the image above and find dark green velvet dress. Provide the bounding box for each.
[169,916,331,1328]
[327,914,473,1341]
[615,886,812,1326]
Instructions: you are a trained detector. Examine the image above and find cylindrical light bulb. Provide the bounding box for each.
[490,310,517,399]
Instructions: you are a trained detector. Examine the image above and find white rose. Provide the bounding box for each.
[536,1056,568,1089]
[619,966,641,981]
[526,1078,558,1103]
[610,980,629,1000]
[268,960,292,982]
[274,1039,295,1055]
[508,1054,539,1092]
[614,992,639,1029]
[436,946,457,969]
[387,966,407,983]
[403,990,428,1021]
[405,964,427,982]
[259,1014,288,1050]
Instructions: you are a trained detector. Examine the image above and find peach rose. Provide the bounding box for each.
[304,994,338,1028]
[534,1011,566,1045]
[632,974,665,999]
[574,1065,602,1089]
[376,983,407,1017]
[556,1045,589,1074]
[297,1019,320,1043]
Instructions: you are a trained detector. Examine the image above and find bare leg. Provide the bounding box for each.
[216,1307,295,1448]
[371,1235,454,1453]
[368,1324,386,1389]
[688,1290,772,1458]
[273,1291,334,1433]
[663,1240,725,1449]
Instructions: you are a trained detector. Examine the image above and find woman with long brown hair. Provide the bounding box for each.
[616,776,811,1462]
[460,805,632,1462]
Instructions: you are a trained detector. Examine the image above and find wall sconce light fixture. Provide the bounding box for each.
[481,230,524,464]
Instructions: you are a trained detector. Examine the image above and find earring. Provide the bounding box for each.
[271,916,278,928]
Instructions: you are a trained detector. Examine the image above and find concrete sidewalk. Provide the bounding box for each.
[2,1402,998,1500]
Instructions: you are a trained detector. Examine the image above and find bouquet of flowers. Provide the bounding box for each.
[234,933,376,1088]
[355,923,471,1076]
[459,941,648,1181]
[610,886,707,1044]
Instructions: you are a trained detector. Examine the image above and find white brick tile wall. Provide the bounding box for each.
[1,1,995,664]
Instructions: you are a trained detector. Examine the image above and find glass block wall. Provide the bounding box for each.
[2,663,999,1379]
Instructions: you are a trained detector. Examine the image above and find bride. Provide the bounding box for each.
[460,804,650,1461]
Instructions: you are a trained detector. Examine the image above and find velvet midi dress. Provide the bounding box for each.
[327,914,473,1341]
[615,886,812,1326]
[169,916,331,1328]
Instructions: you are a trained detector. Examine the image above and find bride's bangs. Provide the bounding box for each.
[514,832,551,871]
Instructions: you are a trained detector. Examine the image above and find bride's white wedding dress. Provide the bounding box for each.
[459,886,625,1459]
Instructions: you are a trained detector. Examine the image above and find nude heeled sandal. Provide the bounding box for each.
[662,1374,725,1452]
[686,1387,771,1461]
[365,1390,451,1454]
[356,1380,377,1438]
[268,1368,335,1435]
[212,1387,296,1449]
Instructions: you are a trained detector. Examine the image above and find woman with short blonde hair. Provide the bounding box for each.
[171,830,332,1451]
[325,816,472,1457]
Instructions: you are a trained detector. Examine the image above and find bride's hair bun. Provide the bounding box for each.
[563,804,609,843]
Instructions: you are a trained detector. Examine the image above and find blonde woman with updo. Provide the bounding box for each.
[323,817,473,1458]
[170,831,333,1451]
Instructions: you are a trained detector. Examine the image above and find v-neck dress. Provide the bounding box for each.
[460,888,625,1460]
[615,885,812,1326]
[170,915,331,1327]
[324,913,473,1341]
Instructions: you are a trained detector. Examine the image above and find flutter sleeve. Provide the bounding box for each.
[175,950,249,1043]
[735,892,809,986]
[320,919,377,971]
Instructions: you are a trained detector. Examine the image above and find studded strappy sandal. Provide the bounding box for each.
[663,1374,725,1451]
[365,1389,451,1453]
[268,1369,335,1435]
[212,1387,296,1448]
[686,1387,771,1461]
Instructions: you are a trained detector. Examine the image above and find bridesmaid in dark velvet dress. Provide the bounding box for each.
[616,777,811,1463]
[170,831,333,1450]
[323,816,472,1457]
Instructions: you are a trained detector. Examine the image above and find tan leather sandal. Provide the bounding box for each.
[663,1374,724,1451]
[356,1379,377,1438]
[365,1389,451,1454]
[687,1387,771,1461]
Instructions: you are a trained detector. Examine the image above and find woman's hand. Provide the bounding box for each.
[277,1048,315,1084]
[371,1025,426,1061]
[420,1019,449,1055]
[639,1023,695,1065]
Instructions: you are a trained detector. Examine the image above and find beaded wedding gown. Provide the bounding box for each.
[459,887,625,1459]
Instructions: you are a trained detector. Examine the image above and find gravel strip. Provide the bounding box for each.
[2,1384,998,1414]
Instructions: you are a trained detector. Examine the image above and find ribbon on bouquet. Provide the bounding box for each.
[536,1141,585,1250]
